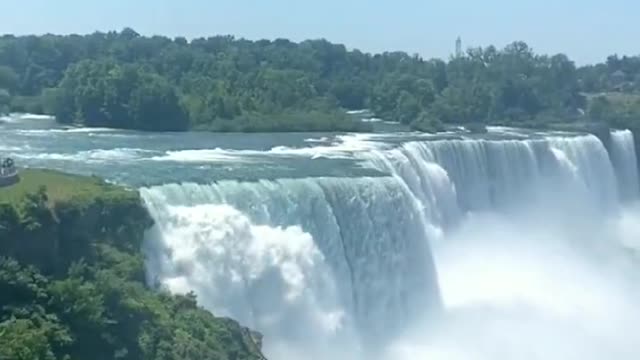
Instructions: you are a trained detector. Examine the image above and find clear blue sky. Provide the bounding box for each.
[1,0,638,64]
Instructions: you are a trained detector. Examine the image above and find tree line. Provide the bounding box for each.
[0,28,639,132]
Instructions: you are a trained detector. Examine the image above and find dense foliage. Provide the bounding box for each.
[0,29,640,131]
[0,171,265,360]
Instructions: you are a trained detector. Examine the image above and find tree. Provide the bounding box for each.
[53,61,188,130]
[411,111,444,132]
[394,91,420,124]
[128,73,188,131]
[588,96,613,121]
[0,29,633,131]
[0,319,58,360]
[0,65,18,91]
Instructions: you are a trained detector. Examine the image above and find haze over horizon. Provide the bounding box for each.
[1,0,639,65]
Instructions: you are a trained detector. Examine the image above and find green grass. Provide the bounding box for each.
[0,168,135,206]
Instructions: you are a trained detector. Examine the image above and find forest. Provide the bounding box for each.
[1,28,640,132]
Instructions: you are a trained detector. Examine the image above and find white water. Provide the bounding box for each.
[144,203,352,358]
[140,130,640,360]
[611,129,640,200]
[141,176,440,359]
[377,133,640,360]
[150,133,384,162]
[14,148,155,162]
[1,113,55,123]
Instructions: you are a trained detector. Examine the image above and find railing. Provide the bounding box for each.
[0,167,17,177]
[0,166,18,187]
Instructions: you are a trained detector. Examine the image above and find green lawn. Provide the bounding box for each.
[0,168,135,206]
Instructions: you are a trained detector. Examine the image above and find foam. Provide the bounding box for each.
[151,133,386,162]
[18,148,153,162]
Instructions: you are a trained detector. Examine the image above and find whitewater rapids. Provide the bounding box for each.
[137,129,640,360]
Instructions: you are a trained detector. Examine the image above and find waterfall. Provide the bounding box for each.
[141,130,640,360]
[141,176,441,359]
[610,129,640,201]
[362,134,620,228]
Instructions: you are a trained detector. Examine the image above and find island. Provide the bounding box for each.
[0,169,266,360]
[1,29,640,133]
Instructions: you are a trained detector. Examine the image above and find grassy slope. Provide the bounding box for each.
[0,168,134,206]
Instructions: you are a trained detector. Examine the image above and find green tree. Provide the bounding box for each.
[0,28,631,131]
[0,65,18,91]
[588,96,613,121]
[394,91,420,124]
[128,72,188,131]
[0,319,58,360]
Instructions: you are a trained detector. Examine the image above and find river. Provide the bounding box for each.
[2,113,640,360]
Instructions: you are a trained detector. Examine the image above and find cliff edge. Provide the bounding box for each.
[0,169,266,360]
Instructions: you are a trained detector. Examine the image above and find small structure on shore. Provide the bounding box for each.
[0,157,19,187]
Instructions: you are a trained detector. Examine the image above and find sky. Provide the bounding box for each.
[1,0,639,65]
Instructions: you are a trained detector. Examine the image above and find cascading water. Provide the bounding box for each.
[610,129,640,200]
[362,134,622,228]
[141,176,441,359]
[370,131,640,360]
[140,129,640,360]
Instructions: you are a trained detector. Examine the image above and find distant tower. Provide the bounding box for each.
[455,36,463,58]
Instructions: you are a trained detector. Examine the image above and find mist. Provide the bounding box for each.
[386,199,640,360]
